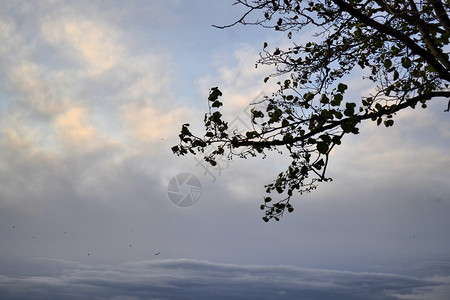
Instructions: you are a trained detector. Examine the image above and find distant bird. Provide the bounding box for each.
[154,252,161,256]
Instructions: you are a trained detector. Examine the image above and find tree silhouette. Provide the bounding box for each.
[173,0,450,221]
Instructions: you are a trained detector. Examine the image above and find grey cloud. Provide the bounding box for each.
[0,258,444,300]
[0,2,449,300]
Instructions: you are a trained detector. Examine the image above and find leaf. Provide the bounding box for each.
[304,92,315,101]
[320,94,330,104]
[208,87,223,101]
[341,122,355,133]
[316,142,329,154]
[332,135,341,145]
[263,42,268,49]
[337,83,348,93]
[391,45,400,55]
[384,59,392,69]
[313,159,325,170]
[246,131,257,138]
[384,119,394,127]
[211,100,222,108]
[210,111,222,124]
[320,134,331,143]
[402,57,412,68]
[375,103,383,112]
[300,165,309,175]
[181,124,192,136]
[331,94,343,106]
[393,69,399,80]
[333,111,343,119]
[344,102,356,116]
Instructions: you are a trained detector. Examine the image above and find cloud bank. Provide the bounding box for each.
[0,258,447,300]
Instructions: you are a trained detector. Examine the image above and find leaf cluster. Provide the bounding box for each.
[175,0,450,221]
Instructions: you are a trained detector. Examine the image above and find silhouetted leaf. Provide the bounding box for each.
[316,142,329,154]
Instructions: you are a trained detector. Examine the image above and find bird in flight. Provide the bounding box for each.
[154,252,161,256]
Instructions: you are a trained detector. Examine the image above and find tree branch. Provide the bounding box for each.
[408,0,450,71]
[212,1,270,29]
[431,0,450,36]
[232,91,450,147]
[331,0,450,82]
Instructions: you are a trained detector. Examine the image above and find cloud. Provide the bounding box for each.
[197,44,276,114]
[328,100,450,189]
[0,1,448,291]
[0,258,446,300]
[56,104,117,154]
[0,1,200,229]
[0,17,17,55]
[0,1,193,157]
[7,62,68,116]
[121,101,194,143]
[41,17,123,75]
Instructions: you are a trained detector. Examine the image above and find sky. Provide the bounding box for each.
[0,0,449,299]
